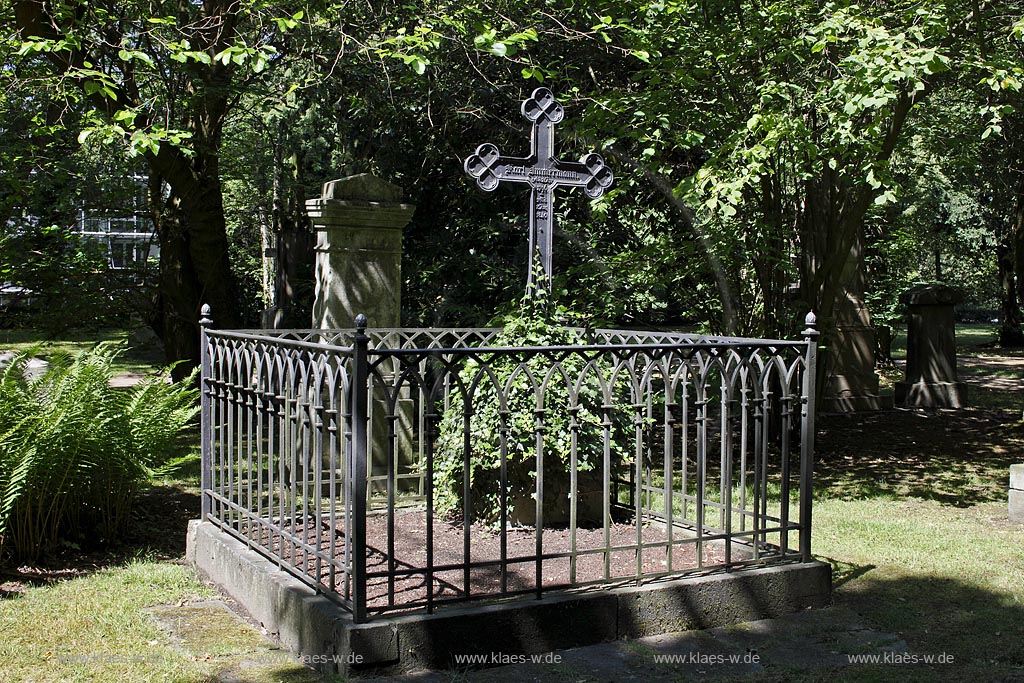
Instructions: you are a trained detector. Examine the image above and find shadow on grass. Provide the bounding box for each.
[192,666,343,683]
[814,408,1024,507]
[832,573,1024,680]
[825,558,877,590]
[0,482,201,596]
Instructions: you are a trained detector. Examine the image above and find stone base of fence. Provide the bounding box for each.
[187,520,832,675]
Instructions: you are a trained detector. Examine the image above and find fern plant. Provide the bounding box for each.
[0,346,198,562]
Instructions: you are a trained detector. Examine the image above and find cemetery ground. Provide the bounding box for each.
[0,326,1022,683]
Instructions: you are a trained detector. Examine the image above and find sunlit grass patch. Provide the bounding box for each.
[0,327,165,376]
[0,558,330,683]
[814,497,1024,674]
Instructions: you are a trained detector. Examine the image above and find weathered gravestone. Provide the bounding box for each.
[306,174,417,492]
[306,174,415,328]
[895,283,967,409]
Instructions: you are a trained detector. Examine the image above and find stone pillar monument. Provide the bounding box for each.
[306,174,415,329]
[306,174,417,495]
[895,284,968,408]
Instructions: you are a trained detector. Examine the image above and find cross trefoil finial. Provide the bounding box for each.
[464,88,614,294]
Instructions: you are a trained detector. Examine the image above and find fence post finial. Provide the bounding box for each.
[200,303,213,328]
[801,311,818,339]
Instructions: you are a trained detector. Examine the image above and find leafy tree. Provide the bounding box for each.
[9,0,310,373]
[10,0,1024,382]
[0,57,153,330]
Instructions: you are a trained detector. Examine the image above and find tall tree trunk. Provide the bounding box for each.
[269,143,314,329]
[1012,179,1024,342]
[148,153,238,378]
[998,237,1024,346]
[15,0,242,374]
[998,175,1024,347]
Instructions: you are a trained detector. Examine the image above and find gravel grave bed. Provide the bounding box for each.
[253,508,727,613]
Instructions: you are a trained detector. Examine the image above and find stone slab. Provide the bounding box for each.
[187,520,831,676]
[1011,489,1024,523]
[1011,464,1024,491]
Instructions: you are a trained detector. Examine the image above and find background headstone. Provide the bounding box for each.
[306,174,415,329]
[306,174,417,494]
[895,283,968,408]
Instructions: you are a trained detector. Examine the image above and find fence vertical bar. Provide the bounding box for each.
[799,312,819,562]
[199,304,213,521]
[351,315,371,623]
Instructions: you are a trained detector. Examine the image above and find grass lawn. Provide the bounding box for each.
[0,326,166,376]
[0,467,332,683]
[0,328,1021,682]
[811,496,1023,682]
[809,408,1024,682]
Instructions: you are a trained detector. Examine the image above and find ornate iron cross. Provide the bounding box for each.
[464,87,614,293]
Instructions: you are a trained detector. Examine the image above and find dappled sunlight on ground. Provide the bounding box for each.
[815,408,1023,506]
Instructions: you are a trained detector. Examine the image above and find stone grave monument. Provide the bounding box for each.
[306,174,417,491]
[895,283,967,409]
[306,174,415,328]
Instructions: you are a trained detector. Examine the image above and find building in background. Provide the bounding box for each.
[72,173,158,272]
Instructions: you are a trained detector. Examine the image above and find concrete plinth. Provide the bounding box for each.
[1011,464,1024,522]
[187,520,832,675]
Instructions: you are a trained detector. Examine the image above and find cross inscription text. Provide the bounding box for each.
[464,87,614,293]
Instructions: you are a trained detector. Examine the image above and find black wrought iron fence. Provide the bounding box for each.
[200,312,819,624]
